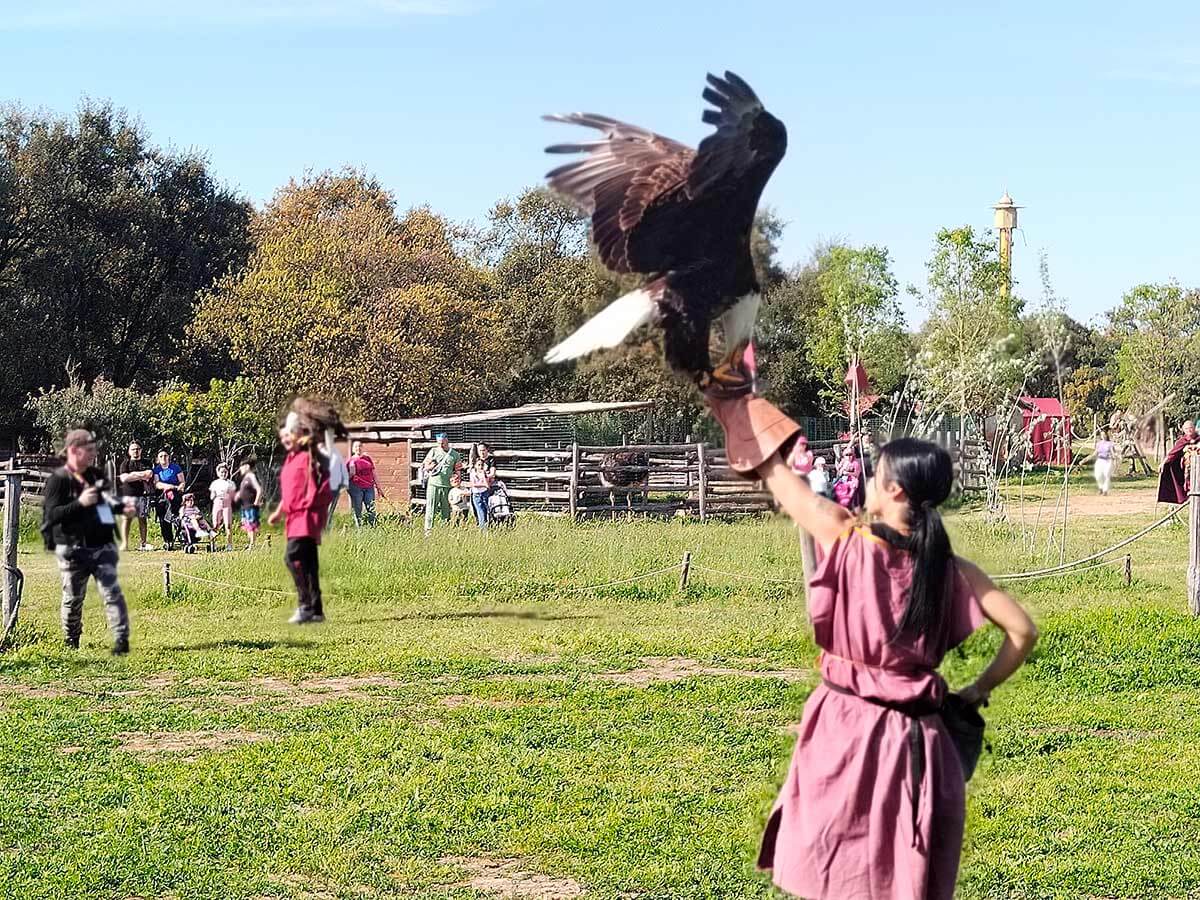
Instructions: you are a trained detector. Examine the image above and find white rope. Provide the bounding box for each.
[690,563,802,585]
[170,571,296,597]
[560,565,679,593]
[992,504,1179,581]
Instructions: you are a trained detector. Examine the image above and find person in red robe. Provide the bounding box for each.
[1157,420,1200,503]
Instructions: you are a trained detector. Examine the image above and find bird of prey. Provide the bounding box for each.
[541,71,786,392]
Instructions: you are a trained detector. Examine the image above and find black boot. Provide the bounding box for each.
[64,635,80,650]
[112,637,129,656]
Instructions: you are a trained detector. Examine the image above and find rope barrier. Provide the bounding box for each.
[561,565,680,593]
[992,504,1180,581]
[689,563,803,585]
[170,571,296,598]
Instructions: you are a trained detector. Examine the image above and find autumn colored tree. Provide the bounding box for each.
[193,170,504,419]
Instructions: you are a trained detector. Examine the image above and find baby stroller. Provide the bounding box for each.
[178,493,216,554]
[486,480,515,526]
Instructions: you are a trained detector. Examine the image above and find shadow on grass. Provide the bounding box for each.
[164,638,317,652]
[352,610,601,624]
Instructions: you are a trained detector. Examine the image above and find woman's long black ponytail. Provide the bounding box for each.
[869,437,955,642]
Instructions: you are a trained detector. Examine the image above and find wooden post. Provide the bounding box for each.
[162,561,171,598]
[2,472,22,630]
[1189,486,1200,616]
[568,443,579,522]
[696,443,707,522]
[798,530,817,603]
[679,551,692,591]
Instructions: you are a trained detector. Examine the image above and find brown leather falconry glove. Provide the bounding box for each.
[705,391,803,477]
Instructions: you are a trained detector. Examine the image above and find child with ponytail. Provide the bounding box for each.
[268,398,344,625]
[706,392,1038,900]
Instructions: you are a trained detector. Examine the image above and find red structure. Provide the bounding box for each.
[1020,397,1072,464]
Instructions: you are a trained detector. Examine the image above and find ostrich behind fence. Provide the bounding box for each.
[598,450,650,507]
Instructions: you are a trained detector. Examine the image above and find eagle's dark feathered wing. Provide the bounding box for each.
[544,71,786,276]
[543,116,694,273]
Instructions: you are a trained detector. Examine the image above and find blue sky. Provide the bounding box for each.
[2,0,1197,326]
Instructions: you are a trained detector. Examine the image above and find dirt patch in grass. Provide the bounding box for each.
[116,729,269,760]
[0,681,75,700]
[599,657,809,687]
[243,674,412,708]
[1029,725,1159,743]
[438,694,537,709]
[258,873,377,899]
[441,855,584,899]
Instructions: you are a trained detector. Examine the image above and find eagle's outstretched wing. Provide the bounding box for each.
[688,72,786,196]
[544,115,693,273]
[544,71,785,275]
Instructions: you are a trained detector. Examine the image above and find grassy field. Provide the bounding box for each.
[1,472,1198,899]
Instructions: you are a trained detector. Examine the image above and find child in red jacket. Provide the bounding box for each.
[269,405,336,624]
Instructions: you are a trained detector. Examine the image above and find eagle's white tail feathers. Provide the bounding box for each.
[718,292,761,354]
[543,287,657,364]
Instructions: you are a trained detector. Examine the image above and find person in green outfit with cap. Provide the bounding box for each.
[421,433,461,535]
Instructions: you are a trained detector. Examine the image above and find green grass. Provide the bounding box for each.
[1,506,1198,899]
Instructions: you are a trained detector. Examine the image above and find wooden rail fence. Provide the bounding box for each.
[408,441,777,520]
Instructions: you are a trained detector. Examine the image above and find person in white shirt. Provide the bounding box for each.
[322,436,350,532]
[209,463,238,550]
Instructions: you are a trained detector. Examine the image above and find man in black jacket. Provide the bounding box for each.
[41,429,135,654]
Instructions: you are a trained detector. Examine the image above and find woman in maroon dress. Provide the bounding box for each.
[706,391,1038,900]
[1157,420,1200,504]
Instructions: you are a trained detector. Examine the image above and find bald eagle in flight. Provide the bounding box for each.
[541,71,786,391]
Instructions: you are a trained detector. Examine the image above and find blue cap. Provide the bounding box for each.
[435,432,448,440]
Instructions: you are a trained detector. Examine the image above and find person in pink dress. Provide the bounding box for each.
[706,391,1038,900]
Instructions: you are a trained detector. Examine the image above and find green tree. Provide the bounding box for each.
[808,244,907,411]
[1110,281,1200,419]
[916,226,1023,429]
[148,377,278,468]
[25,371,152,453]
[0,102,251,440]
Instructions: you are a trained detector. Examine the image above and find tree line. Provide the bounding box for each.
[2,102,1194,460]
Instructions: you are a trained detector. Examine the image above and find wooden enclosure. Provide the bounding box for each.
[408,440,775,520]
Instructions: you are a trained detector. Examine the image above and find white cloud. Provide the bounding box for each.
[0,0,481,29]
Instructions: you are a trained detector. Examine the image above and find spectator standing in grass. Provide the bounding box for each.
[468,442,496,530]
[705,391,1038,900]
[117,439,154,551]
[1157,419,1200,504]
[347,439,384,527]
[1091,429,1115,496]
[421,433,460,535]
[152,449,184,550]
[209,463,237,550]
[237,457,264,550]
[40,429,135,654]
[324,441,349,532]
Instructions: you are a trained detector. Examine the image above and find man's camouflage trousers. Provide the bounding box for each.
[54,544,130,645]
